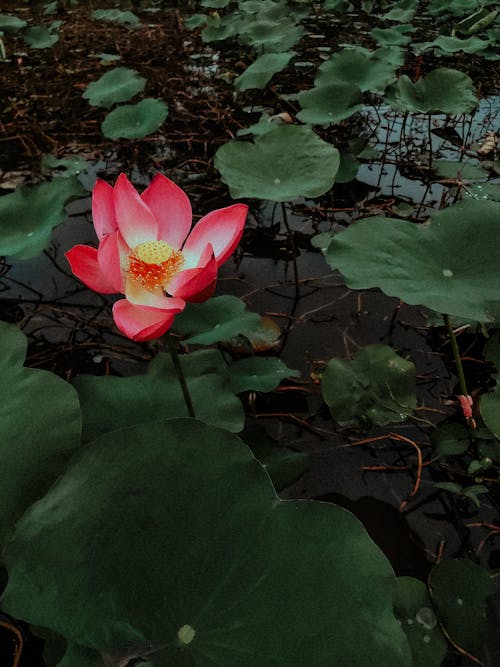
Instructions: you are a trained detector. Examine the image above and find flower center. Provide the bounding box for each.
[128,240,184,290]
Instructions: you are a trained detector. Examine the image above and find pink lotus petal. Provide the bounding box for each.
[113,173,158,248]
[92,179,118,240]
[66,245,118,294]
[167,253,218,302]
[113,298,185,341]
[124,276,185,309]
[97,231,124,293]
[141,174,192,250]
[182,203,248,267]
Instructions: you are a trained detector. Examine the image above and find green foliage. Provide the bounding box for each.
[22,22,60,48]
[414,35,494,56]
[174,295,261,344]
[434,481,489,507]
[0,177,85,259]
[429,558,496,652]
[73,349,245,442]
[433,159,488,180]
[0,14,27,32]
[431,422,470,457]
[297,82,364,124]
[453,6,498,35]
[382,0,417,22]
[0,322,81,549]
[234,51,295,91]
[1,419,412,666]
[83,67,146,108]
[394,577,448,667]
[384,68,477,114]
[228,356,300,393]
[370,24,414,46]
[214,124,340,201]
[319,199,500,323]
[41,154,89,177]
[321,344,417,426]
[315,46,399,93]
[91,9,140,27]
[480,331,500,437]
[101,98,168,140]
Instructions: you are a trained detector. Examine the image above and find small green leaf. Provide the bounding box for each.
[184,13,208,29]
[0,14,27,32]
[429,558,495,652]
[214,125,340,201]
[430,422,470,457]
[92,9,140,27]
[174,295,261,345]
[83,67,146,108]
[41,154,89,177]
[433,160,488,180]
[234,51,294,91]
[101,98,168,140]
[228,356,300,393]
[0,177,85,259]
[23,23,59,49]
[297,82,364,124]
[321,344,417,426]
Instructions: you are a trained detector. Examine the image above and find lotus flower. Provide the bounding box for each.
[66,174,248,341]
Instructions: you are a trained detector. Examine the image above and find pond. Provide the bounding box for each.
[0,1,499,666]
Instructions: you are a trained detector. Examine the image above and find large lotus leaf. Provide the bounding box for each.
[394,577,448,667]
[91,9,140,27]
[83,67,146,108]
[214,124,340,201]
[382,0,417,22]
[297,82,364,124]
[321,344,416,426]
[429,558,495,652]
[1,419,412,667]
[415,35,493,55]
[0,322,81,548]
[370,25,414,46]
[315,47,398,93]
[174,296,261,344]
[0,177,85,259]
[0,14,27,32]
[384,68,477,114]
[240,18,303,52]
[228,356,300,393]
[73,348,244,442]
[101,98,168,140]
[234,51,294,91]
[433,159,488,180]
[480,331,500,438]
[323,199,500,322]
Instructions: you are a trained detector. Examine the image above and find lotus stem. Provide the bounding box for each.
[443,314,469,399]
[166,333,196,419]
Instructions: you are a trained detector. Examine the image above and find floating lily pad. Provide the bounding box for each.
[394,577,448,667]
[429,558,495,653]
[322,199,500,322]
[0,322,81,548]
[174,296,261,345]
[297,82,364,124]
[228,356,300,393]
[23,23,60,49]
[384,68,477,114]
[0,14,27,32]
[321,344,417,426]
[371,24,414,47]
[92,9,140,27]
[83,67,146,108]
[214,124,340,201]
[234,51,294,91]
[0,177,85,259]
[101,98,168,140]
[315,47,398,93]
[1,419,412,667]
[240,18,303,52]
[415,35,493,55]
[41,154,89,177]
[73,349,244,442]
[382,0,417,22]
[463,183,500,201]
[433,160,488,180]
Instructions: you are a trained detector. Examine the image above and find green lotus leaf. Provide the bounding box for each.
[335,151,360,183]
[184,14,208,29]
[371,24,414,46]
[315,47,398,93]
[382,0,417,22]
[234,51,294,91]
[101,98,168,140]
[0,177,85,259]
[0,322,81,548]
[174,296,261,344]
[321,344,417,426]
[83,67,146,108]
[1,419,412,667]
[394,577,448,667]
[214,124,340,201]
[322,199,500,322]
[414,35,492,55]
[22,23,59,49]
[433,160,488,180]
[463,183,500,201]
[429,558,495,652]
[202,14,236,42]
[384,68,477,114]
[430,422,470,458]
[480,331,500,438]
[228,356,300,393]
[0,14,27,32]
[240,18,303,51]
[297,82,364,124]
[91,9,140,27]
[453,6,498,35]
[41,154,89,177]
[201,0,231,7]
[73,348,244,442]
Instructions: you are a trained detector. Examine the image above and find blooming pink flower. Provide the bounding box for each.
[66,173,248,341]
